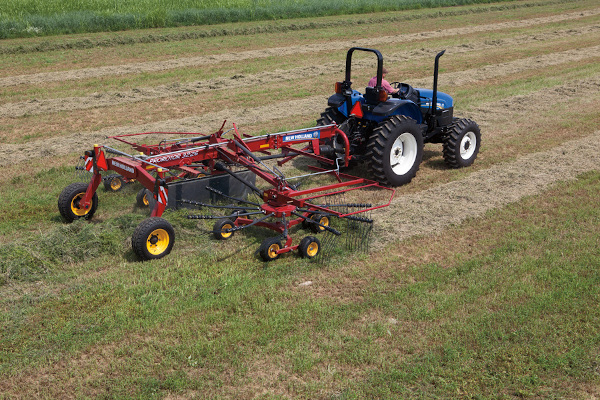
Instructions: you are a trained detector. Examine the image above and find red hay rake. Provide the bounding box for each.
[59,122,394,261]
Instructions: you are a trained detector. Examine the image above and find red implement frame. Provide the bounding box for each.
[76,122,394,257]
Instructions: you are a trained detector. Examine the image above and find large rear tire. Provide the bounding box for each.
[367,115,424,187]
[442,118,481,168]
[317,107,346,127]
[58,182,98,222]
[317,107,350,167]
[132,217,175,261]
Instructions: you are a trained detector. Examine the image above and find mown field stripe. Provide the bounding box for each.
[1,41,598,120]
[0,74,598,179]
[3,22,600,107]
[372,129,600,246]
[1,7,598,88]
[0,0,575,55]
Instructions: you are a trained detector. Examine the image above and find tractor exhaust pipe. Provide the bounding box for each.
[431,49,446,125]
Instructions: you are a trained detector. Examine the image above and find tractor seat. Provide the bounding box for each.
[364,86,387,105]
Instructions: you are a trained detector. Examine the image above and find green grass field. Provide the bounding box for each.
[3,169,599,398]
[0,0,519,39]
[1,0,600,397]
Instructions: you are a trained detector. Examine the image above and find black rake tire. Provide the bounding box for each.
[103,174,125,192]
[307,213,330,233]
[136,188,156,211]
[442,118,481,168]
[131,217,175,261]
[367,115,424,187]
[58,182,99,223]
[213,218,235,240]
[259,237,283,262]
[299,236,321,259]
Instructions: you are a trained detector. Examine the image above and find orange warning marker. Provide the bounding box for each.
[349,101,363,118]
[96,150,108,171]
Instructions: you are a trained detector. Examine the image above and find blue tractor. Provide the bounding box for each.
[318,47,481,186]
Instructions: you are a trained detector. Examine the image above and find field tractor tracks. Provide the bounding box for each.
[1,7,598,88]
[372,129,600,247]
[0,75,597,168]
[1,36,599,120]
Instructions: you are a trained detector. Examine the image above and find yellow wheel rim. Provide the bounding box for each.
[268,243,280,259]
[221,223,233,239]
[146,228,170,255]
[142,193,150,206]
[307,241,319,257]
[318,216,330,231]
[70,192,89,216]
[110,178,122,191]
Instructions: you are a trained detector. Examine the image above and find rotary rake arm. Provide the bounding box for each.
[59,121,394,261]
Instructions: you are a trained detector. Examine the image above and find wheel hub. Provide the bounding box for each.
[460,131,477,159]
[390,133,418,175]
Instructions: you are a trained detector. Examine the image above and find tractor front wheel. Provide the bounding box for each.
[58,182,98,222]
[131,217,175,261]
[442,118,481,168]
[367,115,424,187]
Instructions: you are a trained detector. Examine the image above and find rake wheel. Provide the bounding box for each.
[132,217,175,261]
[259,237,282,262]
[214,218,235,240]
[299,236,321,259]
[103,174,125,192]
[58,182,98,222]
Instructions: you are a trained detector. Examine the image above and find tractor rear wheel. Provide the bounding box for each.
[131,217,175,261]
[442,118,481,168]
[58,182,98,222]
[367,115,424,187]
[317,107,350,168]
[317,107,346,127]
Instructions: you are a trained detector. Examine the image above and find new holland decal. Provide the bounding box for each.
[282,130,320,143]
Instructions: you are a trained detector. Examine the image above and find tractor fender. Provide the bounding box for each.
[327,93,346,108]
[373,100,423,123]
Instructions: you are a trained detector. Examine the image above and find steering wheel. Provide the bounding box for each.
[389,82,413,99]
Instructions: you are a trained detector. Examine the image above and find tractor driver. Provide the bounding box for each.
[368,67,399,95]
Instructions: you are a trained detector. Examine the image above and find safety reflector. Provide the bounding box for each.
[84,156,94,173]
[96,150,108,171]
[158,186,168,205]
[349,101,363,118]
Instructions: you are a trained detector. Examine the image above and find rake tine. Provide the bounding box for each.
[211,212,275,234]
[291,211,341,236]
[188,211,264,220]
[178,198,259,211]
